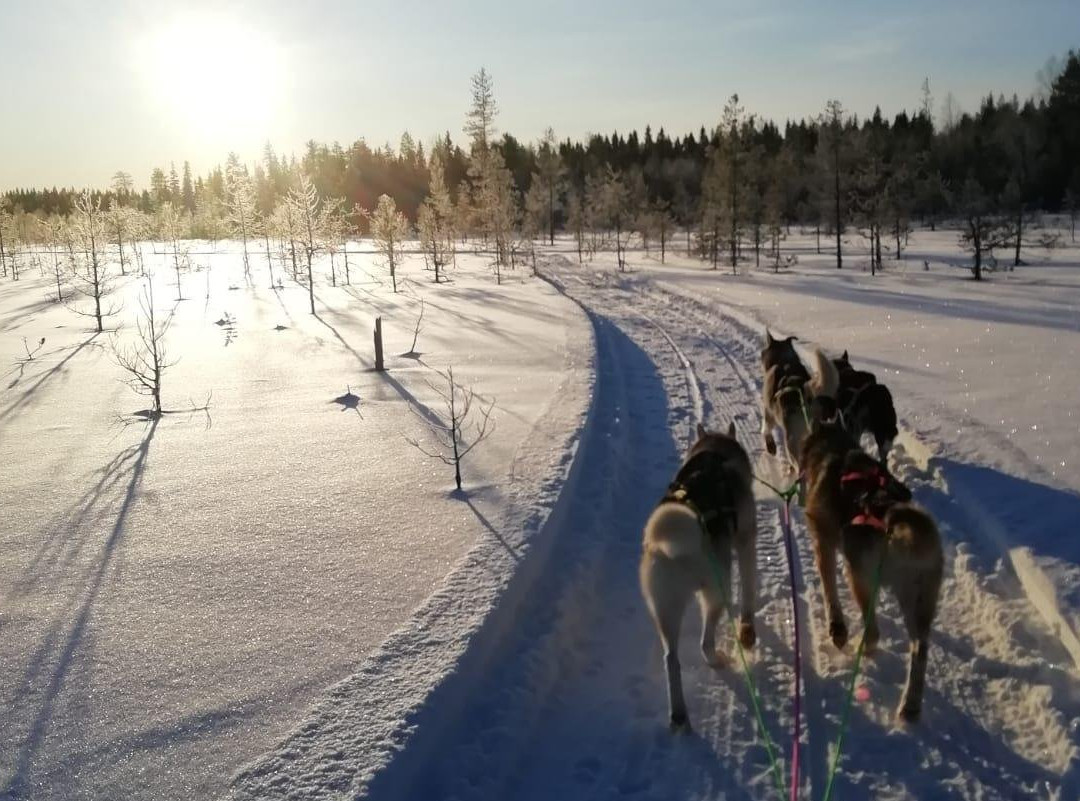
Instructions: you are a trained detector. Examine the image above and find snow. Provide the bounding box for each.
[0,244,592,800]
[5,228,1080,801]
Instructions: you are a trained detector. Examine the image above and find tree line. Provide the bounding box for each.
[2,51,1079,283]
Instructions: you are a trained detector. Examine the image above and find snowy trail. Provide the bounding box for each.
[342,257,1080,801]
[225,254,1080,801]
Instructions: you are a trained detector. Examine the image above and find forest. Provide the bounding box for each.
[2,51,1079,283]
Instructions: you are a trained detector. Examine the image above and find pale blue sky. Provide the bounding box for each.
[2,0,1077,189]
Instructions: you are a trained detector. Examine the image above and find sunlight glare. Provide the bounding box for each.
[135,13,286,148]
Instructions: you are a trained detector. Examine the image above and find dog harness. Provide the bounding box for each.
[661,451,738,543]
[839,465,890,531]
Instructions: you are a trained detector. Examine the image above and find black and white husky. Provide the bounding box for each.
[760,331,839,471]
[639,423,758,732]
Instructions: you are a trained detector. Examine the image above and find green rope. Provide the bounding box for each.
[820,553,887,801]
[754,474,801,504]
[703,546,789,801]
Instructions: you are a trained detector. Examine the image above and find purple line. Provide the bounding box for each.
[781,500,802,801]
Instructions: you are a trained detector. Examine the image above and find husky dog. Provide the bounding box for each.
[834,350,899,463]
[640,422,758,731]
[760,331,839,471]
[801,419,943,723]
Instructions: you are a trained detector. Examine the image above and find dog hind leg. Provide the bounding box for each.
[895,582,937,723]
[698,588,729,669]
[736,523,758,648]
[647,579,692,731]
[811,532,848,648]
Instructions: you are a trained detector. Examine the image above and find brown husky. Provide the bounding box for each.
[640,423,758,731]
[801,420,944,722]
[760,331,839,471]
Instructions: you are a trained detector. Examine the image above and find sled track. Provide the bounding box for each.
[232,257,1080,801]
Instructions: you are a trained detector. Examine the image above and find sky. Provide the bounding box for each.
[1,0,1077,190]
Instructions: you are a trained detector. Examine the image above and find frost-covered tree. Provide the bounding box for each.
[366,194,410,293]
[226,161,260,277]
[405,366,495,492]
[535,127,565,244]
[599,167,633,271]
[270,201,301,280]
[652,199,675,264]
[565,187,586,263]
[464,67,517,274]
[820,99,848,269]
[521,179,548,274]
[44,218,68,301]
[193,185,226,245]
[156,202,189,300]
[464,68,498,174]
[717,94,747,269]
[0,198,14,279]
[69,191,118,331]
[322,197,349,287]
[105,201,136,276]
[418,152,456,283]
[287,173,328,313]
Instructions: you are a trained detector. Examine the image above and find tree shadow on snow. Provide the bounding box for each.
[2,418,158,799]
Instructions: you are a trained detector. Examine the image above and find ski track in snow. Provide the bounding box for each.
[232,256,1080,801]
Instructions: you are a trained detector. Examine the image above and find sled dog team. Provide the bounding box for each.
[640,331,943,731]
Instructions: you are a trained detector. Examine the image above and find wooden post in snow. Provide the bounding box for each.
[374,317,385,371]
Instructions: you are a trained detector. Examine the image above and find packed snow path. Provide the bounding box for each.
[368,259,1076,801]
[231,256,1080,801]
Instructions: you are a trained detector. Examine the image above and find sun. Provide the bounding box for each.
[135,13,286,149]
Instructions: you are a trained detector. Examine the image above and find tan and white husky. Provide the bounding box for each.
[640,423,758,731]
[760,331,839,471]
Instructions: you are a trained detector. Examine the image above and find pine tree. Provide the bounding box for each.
[535,127,565,245]
[820,99,847,269]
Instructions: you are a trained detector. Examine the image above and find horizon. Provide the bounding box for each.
[2,0,1078,191]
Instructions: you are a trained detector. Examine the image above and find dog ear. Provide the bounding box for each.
[841,349,849,361]
[786,335,799,343]
[766,329,775,345]
[696,422,707,440]
[727,421,736,438]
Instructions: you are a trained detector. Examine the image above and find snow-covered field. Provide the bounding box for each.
[0,245,591,799]
[4,229,1080,801]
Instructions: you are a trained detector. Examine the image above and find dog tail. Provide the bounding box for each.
[643,503,704,560]
[886,505,943,568]
[808,348,839,400]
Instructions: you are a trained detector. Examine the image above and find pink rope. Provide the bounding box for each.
[780,499,802,801]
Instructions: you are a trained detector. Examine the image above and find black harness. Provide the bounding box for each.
[660,450,738,541]
[839,463,892,530]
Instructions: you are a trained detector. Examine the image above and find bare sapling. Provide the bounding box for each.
[112,275,174,417]
[404,295,425,356]
[405,366,495,491]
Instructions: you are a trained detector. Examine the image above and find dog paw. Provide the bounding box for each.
[896,704,921,725]
[669,711,692,733]
[829,619,849,649]
[738,621,757,649]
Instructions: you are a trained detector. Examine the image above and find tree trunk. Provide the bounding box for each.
[1013,208,1023,267]
[816,223,821,254]
[874,226,882,273]
[548,184,555,246]
[307,253,315,313]
[834,144,842,269]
